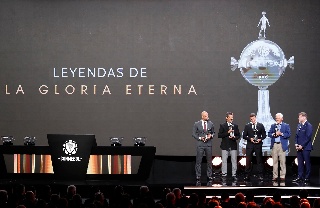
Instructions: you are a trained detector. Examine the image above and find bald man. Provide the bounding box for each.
[192,111,215,186]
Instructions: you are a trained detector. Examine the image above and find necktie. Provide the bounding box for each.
[204,122,207,132]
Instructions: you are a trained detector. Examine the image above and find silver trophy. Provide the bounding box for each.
[133,137,147,146]
[231,11,294,156]
[229,124,235,138]
[24,136,36,146]
[110,137,123,146]
[253,128,259,143]
[1,136,14,145]
[273,124,278,137]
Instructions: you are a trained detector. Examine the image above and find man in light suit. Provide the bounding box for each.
[192,111,215,186]
[293,112,313,183]
[218,112,240,181]
[268,113,291,181]
[243,113,266,181]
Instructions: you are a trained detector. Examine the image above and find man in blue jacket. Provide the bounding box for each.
[268,113,291,182]
[293,112,313,183]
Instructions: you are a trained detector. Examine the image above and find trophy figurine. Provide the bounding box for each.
[253,128,259,143]
[273,125,279,137]
[229,124,235,139]
[204,128,213,142]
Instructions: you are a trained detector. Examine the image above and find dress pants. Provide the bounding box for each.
[297,149,311,179]
[221,149,237,176]
[245,144,263,176]
[195,146,212,178]
[271,143,286,179]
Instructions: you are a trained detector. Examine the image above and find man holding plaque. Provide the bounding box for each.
[243,113,266,181]
[218,112,240,181]
[268,113,291,182]
[192,111,215,186]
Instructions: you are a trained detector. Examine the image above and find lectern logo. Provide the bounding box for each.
[58,140,82,161]
[63,140,78,155]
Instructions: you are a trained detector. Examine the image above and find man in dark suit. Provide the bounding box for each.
[293,112,313,183]
[268,113,291,181]
[243,113,266,181]
[192,111,215,186]
[218,112,240,181]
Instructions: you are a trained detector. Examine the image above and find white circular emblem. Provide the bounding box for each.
[63,140,78,155]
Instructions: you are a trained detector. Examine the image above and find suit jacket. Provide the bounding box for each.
[295,121,313,151]
[243,122,266,148]
[268,122,291,151]
[192,120,215,147]
[218,122,240,150]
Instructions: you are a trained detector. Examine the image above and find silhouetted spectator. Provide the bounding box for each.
[301,202,311,208]
[23,191,37,208]
[47,194,60,208]
[235,193,245,206]
[245,191,255,203]
[221,192,232,208]
[189,193,199,208]
[0,190,8,208]
[299,190,308,200]
[70,194,83,208]
[198,192,208,208]
[173,188,182,208]
[38,185,52,203]
[94,192,108,208]
[36,199,47,208]
[208,200,219,208]
[156,188,171,207]
[247,202,258,208]
[58,198,68,208]
[166,192,176,208]
[180,196,189,208]
[273,192,282,204]
[133,186,155,208]
[313,198,320,208]
[237,202,247,208]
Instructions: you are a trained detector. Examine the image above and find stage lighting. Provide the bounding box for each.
[133,137,146,146]
[110,137,123,146]
[291,157,298,177]
[1,136,14,145]
[264,157,273,173]
[212,156,222,174]
[238,157,246,167]
[24,136,36,146]
[237,156,252,175]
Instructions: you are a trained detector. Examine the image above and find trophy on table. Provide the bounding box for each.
[1,136,14,145]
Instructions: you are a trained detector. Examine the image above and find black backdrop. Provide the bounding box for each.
[0,0,319,156]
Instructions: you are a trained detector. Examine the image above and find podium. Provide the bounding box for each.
[47,134,96,180]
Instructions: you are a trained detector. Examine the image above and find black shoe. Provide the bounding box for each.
[304,178,310,183]
[244,176,250,181]
[196,178,201,186]
[292,177,303,183]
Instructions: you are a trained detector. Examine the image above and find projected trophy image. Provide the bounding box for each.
[231,11,294,156]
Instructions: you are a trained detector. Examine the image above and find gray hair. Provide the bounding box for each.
[275,113,283,118]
